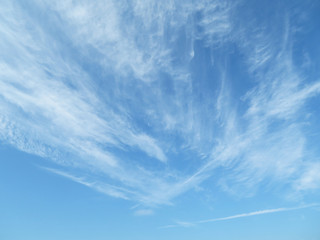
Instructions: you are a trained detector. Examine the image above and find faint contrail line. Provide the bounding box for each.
[160,203,319,228]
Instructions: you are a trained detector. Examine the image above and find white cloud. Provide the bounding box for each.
[295,162,320,191]
[134,209,154,216]
[0,0,319,209]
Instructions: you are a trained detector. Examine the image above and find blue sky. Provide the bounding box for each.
[1,0,320,239]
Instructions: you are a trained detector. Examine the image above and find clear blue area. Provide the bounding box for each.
[1,0,320,239]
